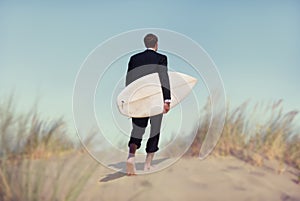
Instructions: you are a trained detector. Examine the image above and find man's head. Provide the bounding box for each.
[144,33,158,51]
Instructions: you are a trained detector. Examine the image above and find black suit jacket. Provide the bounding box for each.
[126,49,171,101]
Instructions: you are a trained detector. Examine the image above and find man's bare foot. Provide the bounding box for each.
[144,153,155,172]
[126,157,136,176]
[144,164,156,172]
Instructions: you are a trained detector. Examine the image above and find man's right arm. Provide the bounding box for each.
[125,58,133,86]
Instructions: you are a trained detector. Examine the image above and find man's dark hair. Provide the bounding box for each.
[144,33,158,48]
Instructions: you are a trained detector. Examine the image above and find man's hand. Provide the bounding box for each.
[163,102,170,114]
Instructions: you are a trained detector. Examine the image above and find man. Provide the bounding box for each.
[125,33,171,175]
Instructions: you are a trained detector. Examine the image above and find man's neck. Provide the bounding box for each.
[147,47,156,51]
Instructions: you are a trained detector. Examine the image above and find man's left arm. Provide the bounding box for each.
[158,55,171,113]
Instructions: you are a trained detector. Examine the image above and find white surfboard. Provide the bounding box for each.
[117,72,197,117]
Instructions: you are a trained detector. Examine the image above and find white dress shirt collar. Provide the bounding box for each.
[147,48,156,51]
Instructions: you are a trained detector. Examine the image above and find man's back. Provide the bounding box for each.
[126,50,167,83]
[126,49,171,101]
[128,49,166,70]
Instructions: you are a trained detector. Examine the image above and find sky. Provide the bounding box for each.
[1,0,300,141]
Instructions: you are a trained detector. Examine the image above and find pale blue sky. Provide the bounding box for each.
[1,0,300,130]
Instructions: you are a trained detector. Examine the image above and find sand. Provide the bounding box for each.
[76,156,300,201]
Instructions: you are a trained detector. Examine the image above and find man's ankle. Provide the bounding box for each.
[128,153,135,159]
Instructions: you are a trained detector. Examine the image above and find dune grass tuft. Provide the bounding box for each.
[187,99,300,171]
[0,96,96,201]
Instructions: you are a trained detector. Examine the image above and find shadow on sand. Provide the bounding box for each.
[99,158,169,182]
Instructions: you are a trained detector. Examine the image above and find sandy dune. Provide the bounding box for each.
[77,156,300,201]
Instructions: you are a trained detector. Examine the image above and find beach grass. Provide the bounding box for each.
[0,96,97,201]
[187,99,300,171]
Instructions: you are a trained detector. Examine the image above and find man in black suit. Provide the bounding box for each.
[126,33,171,175]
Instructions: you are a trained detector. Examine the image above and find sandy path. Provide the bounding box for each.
[76,156,300,201]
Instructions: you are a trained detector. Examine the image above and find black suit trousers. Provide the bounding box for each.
[128,114,163,153]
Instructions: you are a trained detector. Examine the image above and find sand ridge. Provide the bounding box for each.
[89,157,300,201]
